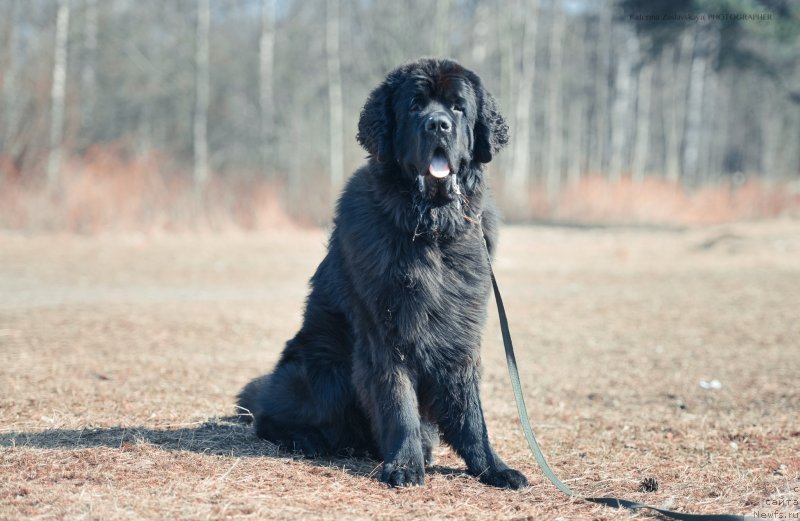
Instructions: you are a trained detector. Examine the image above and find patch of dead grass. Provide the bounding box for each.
[1,223,798,519]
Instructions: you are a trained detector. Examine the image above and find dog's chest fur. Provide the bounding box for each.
[395,233,491,366]
[332,167,492,367]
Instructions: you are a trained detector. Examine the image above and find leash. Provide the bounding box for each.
[482,235,754,520]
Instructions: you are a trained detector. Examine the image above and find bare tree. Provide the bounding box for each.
[497,0,515,170]
[259,0,276,175]
[761,82,780,180]
[709,69,733,185]
[608,24,637,183]
[631,58,653,183]
[193,0,210,193]
[326,0,344,193]
[545,0,565,203]
[566,19,589,187]
[566,98,584,187]
[47,0,71,193]
[682,22,713,186]
[79,0,98,144]
[699,60,720,184]
[471,2,490,65]
[2,0,798,224]
[1,0,22,173]
[434,0,452,57]
[589,0,612,176]
[663,33,692,183]
[507,0,538,212]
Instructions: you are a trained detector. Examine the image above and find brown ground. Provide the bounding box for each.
[1,222,799,520]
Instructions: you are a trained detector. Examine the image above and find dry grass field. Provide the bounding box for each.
[1,222,799,520]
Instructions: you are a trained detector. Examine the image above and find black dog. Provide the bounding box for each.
[237,58,528,489]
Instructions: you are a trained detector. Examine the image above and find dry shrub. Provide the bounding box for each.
[3,149,799,233]
[0,145,294,233]
[547,174,800,225]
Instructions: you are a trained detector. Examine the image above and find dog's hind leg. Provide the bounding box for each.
[253,412,329,457]
[238,345,373,457]
[239,362,334,456]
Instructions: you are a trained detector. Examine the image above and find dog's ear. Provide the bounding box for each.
[357,73,398,162]
[471,76,509,164]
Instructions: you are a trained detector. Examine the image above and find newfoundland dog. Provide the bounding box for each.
[237,58,528,489]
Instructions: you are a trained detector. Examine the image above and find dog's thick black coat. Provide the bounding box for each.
[237,58,527,489]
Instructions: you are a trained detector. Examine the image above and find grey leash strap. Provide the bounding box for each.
[484,246,754,520]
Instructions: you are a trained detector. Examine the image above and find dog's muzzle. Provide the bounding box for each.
[417,173,461,200]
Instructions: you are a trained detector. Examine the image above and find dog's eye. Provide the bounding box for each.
[451,104,465,114]
[409,100,422,113]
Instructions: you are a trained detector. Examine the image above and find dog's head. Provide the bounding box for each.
[357,58,508,205]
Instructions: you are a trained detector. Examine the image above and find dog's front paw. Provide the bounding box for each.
[381,459,425,487]
[479,467,528,489]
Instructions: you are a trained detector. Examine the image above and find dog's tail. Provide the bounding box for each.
[234,375,269,423]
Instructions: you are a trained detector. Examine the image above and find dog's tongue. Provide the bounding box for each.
[428,151,450,179]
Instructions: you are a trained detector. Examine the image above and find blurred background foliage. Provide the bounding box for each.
[0,0,798,230]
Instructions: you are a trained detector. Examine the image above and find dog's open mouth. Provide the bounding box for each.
[416,148,460,203]
[428,149,451,179]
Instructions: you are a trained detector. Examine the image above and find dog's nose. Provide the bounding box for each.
[425,113,452,134]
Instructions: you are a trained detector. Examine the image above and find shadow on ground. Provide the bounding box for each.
[0,417,468,482]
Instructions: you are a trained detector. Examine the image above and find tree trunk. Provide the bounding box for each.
[683,23,717,186]
[608,25,636,183]
[566,88,584,188]
[790,108,800,179]
[699,28,721,184]
[632,59,653,183]
[193,0,210,194]
[79,0,98,145]
[545,0,565,205]
[507,0,538,214]
[589,0,612,176]
[664,32,692,183]
[761,83,780,179]
[682,23,711,187]
[47,0,71,193]
[497,0,515,183]
[433,0,452,57]
[701,65,720,184]
[326,0,344,195]
[471,2,489,65]
[259,0,276,176]
[1,0,22,170]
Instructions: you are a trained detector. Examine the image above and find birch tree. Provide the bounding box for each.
[507,0,538,212]
[471,2,490,65]
[47,0,71,193]
[1,0,22,172]
[664,32,692,183]
[80,0,98,144]
[566,19,590,187]
[699,59,720,184]
[545,0,565,203]
[434,0,452,57]
[326,0,344,192]
[589,0,612,176]
[259,0,276,174]
[608,24,637,183]
[497,0,516,179]
[631,58,653,183]
[193,0,210,193]
[682,22,712,186]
